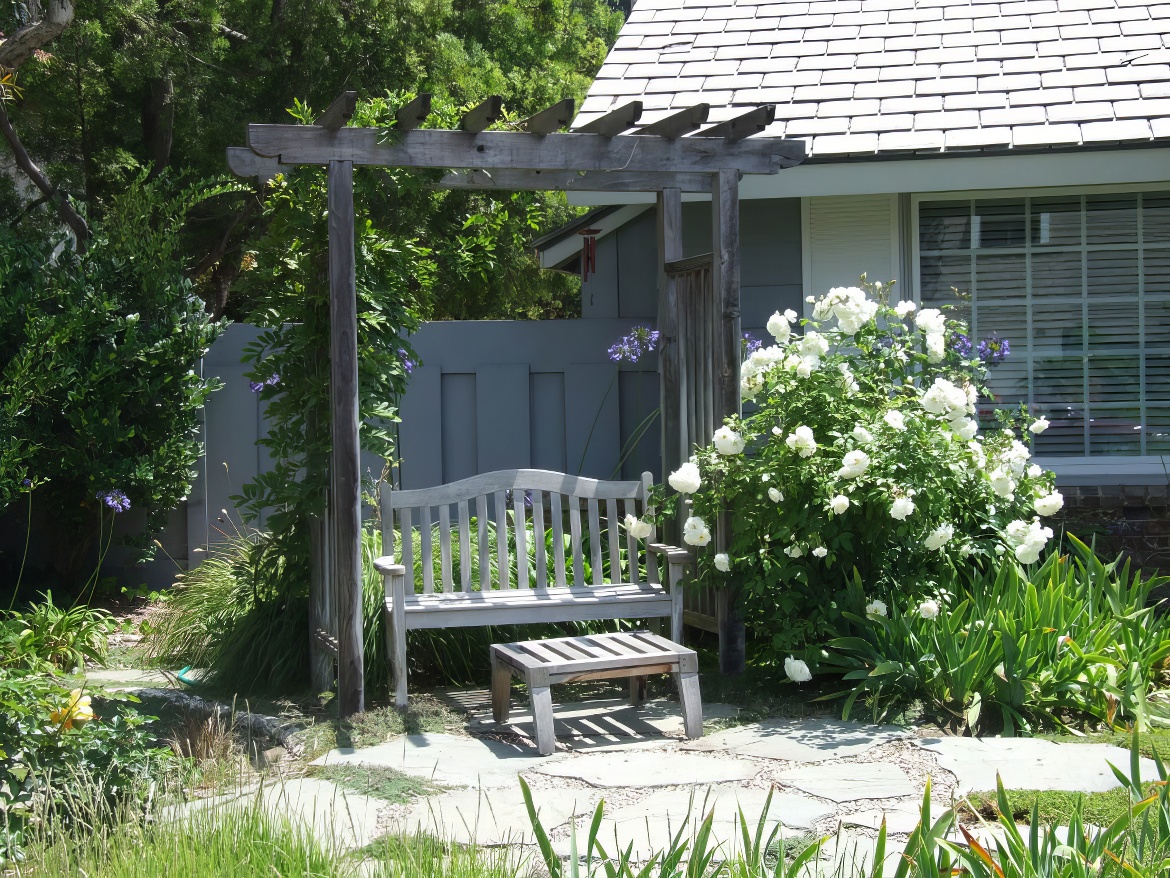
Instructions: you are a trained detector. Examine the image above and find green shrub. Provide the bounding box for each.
[148,517,638,698]
[0,593,114,673]
[673,279,1058,659]
[821,536,1170,734]
[0,670,173,862]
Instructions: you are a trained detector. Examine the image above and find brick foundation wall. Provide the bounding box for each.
[1057,484,1170,575]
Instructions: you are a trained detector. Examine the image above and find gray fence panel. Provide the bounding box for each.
[397,365,442,489]
[476,364,532,472]
[440,373,478,484]
[531,372,567,472]
[565,363,621,480]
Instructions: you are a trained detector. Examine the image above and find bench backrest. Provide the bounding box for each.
[379,469,658,594]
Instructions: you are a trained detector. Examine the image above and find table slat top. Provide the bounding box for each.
[492,631,690,674]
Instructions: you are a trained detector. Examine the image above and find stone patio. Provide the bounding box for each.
[170,690,1156,870]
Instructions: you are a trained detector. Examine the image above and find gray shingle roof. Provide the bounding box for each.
[575,0,1170,158]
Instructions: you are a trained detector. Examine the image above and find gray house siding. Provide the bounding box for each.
[578,198,804,340]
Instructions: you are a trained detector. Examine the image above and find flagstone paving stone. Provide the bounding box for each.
[839,806,925,835]
[552,784,833,860]
[776,762,917,803]
[312,733,561,789]
[166,778,383,850]
[534,750,760,788]
[917,737,1159,794]
[681,718,910,763]
[394,785,599,846]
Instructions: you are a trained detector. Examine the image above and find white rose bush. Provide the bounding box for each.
[676,278,1063,657]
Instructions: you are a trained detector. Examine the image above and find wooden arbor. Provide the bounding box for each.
[228,92,806,717]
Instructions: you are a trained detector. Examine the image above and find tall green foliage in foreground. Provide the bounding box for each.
[821,537,1170,735]
[0,175,233,582]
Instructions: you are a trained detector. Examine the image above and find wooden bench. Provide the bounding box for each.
[491,631,702,755]
[373,469,690,707]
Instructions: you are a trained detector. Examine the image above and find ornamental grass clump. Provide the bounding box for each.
[669,278,1061,657]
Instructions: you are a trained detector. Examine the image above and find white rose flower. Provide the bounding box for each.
[1002,439,1032,477]
[1003,517,1053,565]
[714,552,730,572]
[1027,464,1043,478]
[918,599,940,620]
[795,331,830,359]
[915,308,946,335]
[820,286,879,334]
[812,546,828,558]
[1029,417,1050,434]
[967,440,986,468]
[713,426,746,455]
[682,515,712,547]
[865,599,888,619]
[768,487,782,503]
[784,544,805,558]
[988,468,1016,499]
[924,523,954,551]
[830,494,851,515]
[668,461,702,494]
[785,425,817,458]
[852,425,874,444]
[926,332,946,362]
[1033,491,1064,516]
[921,376,969,419]
[890,496,915,520]
[784,308,798,323]
[883,410,906,431]
[795,358,814,379]
[895,300,916,317]
[954,418,979,441]
[784,656,812,683]
[838,449,871,479]
[622,514,654,540]
[771,425,782,436]
[766,310,792,344]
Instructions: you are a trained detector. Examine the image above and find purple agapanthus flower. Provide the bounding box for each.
[265,373,280,386]
[249,373,280,392]
[950,332,973,359]
[398,349,415,375]
[742,333,763,356]
[21,478,31,488]
[978,334,1011,364]
[608,326,660,364]
[97,489,131,513]
[248,380,264,393]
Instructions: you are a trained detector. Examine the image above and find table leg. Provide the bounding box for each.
[629,675,647,705]
[674,670,703,739]
[491,653,511,723]
[530,685,556,755]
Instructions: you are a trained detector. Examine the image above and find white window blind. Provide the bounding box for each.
[918,193,1170,457]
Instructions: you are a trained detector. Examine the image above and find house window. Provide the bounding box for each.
[918,193,1170,458]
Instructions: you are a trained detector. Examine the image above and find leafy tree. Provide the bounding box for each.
[0,174,232,585]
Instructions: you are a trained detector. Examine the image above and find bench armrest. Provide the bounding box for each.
[373,556,406,577]
[648,543,690,563]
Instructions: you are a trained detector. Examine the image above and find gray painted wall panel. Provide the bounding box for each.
[476,364,531,472]
[440,373,478,484]
[531,372,567,472]
[398,365,442,490]
[617,210,659,319]
[565,363,621,480]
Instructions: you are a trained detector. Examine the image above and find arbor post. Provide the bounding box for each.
[327,159,364,717]
[657,187,684,544]
[712,169,745,676]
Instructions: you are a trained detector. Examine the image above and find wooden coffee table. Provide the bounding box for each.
[490,631,702,755]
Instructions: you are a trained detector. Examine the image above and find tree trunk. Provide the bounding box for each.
[142,75,174,178]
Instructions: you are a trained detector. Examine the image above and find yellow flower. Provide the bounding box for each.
[50,689,94,730]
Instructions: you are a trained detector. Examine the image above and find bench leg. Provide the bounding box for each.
[674,670,703,740]
[629,675,647,706]
[388,611,408,709]
[491,654,512,724]
[529,685,556,756]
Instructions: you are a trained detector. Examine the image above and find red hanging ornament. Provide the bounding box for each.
[578,228,601,281]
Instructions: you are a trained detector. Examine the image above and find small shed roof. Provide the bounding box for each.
[575,0,1170,160]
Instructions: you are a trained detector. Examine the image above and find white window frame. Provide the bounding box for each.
[911,183,1170,485]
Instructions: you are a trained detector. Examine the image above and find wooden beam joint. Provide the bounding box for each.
[521,99,575,136]
[461,96,504,133]
[576,101,643,137]
[316,90,358,130]
[395,93,432,130]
